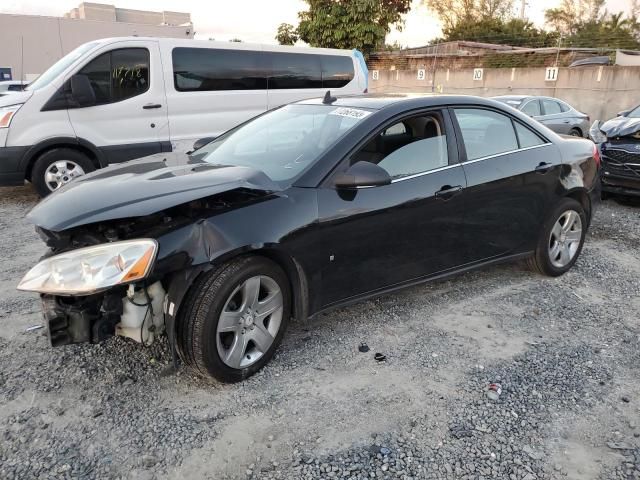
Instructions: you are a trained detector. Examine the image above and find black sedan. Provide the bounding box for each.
[18,94,600,382]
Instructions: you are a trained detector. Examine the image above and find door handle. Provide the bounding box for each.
[535,162,552,174]
[143,103,162,109]
[435,185,463,200]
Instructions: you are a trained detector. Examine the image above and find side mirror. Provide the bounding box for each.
[334,161,391,189]
[70,74,96,107]
[617,109,630,117]
[191,137,216,152]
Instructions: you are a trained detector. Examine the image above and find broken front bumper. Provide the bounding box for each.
[41,292,123,347]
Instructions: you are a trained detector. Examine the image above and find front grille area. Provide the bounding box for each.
[603,148,640,164]
[602,148,640,179]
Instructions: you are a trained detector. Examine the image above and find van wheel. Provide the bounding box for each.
[527,198,586,277]
[177,257,291,383]
[31,148,95,197]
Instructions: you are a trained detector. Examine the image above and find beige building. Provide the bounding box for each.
[0,2,193,82]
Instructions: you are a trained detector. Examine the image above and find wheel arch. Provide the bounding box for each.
[164,247,310,346]
[565,188,591,226]
[20,137,105,181]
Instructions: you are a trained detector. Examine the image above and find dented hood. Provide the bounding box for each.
[27,154,281,232]
[600,116,640,138]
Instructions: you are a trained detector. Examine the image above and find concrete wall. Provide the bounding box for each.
[369,66,640,122]
[0,13,194,81]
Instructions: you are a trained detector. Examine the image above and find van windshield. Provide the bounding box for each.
[26,42,99,91]
[194,104,371,185]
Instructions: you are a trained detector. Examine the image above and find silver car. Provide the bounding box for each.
[493,95,590,137]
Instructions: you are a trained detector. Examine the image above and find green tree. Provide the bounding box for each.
[441,17,557,46]
[545,1,640,49]
[278,0,411,55]
[545,0,605,35]
[424,0,514,32]
[276,23,299,45]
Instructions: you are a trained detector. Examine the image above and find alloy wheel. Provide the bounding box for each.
[44,161,85,191]
[548,210,582,268]
[216,275,283,369]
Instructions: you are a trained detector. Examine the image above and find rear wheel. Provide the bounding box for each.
[528,198,586,276]
[31,148,95,197]
[569,128,582,137]
[177,256,291,382]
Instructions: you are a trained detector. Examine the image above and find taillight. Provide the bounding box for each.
[593,143,601,168]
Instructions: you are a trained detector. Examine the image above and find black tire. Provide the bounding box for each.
[569,128,582,137]
[176,256,291,383]
[31,148,95,197]
[527,198,587,277]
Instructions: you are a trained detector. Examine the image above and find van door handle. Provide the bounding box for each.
[143,103,162,109]
[535,162,552,173]
[435,185,463,200]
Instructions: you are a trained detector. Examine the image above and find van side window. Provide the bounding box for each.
[78,48,149,105]
[171,48,355,92]
[321,56,355,88]
[268,52,322,89]
[172,48,267,91]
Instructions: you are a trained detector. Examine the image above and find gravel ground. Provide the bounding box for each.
[0,185,639,480]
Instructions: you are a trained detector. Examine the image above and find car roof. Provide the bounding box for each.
[296,93,503,110]
[492,95,532,102]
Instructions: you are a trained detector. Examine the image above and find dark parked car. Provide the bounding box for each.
[493,95,590,137]
[18,94,600,382]
[590,104,640,198]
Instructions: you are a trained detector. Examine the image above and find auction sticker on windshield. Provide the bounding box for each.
[329,107,372,119]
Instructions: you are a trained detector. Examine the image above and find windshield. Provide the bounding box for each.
[628,105,640,118]
[26,42,99,91]
[194,104,372,185]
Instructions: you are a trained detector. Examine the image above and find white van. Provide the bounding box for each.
[0,37,368,196]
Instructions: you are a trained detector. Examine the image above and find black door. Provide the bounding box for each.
[315,110,468,307]
[451,107,563,261]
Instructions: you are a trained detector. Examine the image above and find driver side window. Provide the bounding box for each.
[78,48,150,106]
[351,112,449,180]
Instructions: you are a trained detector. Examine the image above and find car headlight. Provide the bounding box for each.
[17,239,157,296]
[589,120,607,144]
[0,104,22,128]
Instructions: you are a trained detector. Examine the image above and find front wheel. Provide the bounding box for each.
[177,257,291,382]
[31,148,95,197]
[528,198,587,276]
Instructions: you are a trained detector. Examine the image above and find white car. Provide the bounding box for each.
[0,81,27,95]
[0,37,369,196]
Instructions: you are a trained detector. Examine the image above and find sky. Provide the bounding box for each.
[1,0,635,48]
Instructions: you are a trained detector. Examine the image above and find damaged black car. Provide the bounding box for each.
[18,94,600,382]
[591,104,640,198]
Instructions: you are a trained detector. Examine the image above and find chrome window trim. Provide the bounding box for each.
[390,163,458,183]
[460,143,552,166]
[389,142,553,184]
[388,143,554,184]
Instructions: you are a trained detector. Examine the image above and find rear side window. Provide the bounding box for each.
[171,48,354,92]
[268,52,322,89]
[542,99,562,115]
[514,122,545,148]
[521,100,541,116]
[78,48,149,105]
[7,84,23,91]
[172,48,267,91]
[321,56,354,88]
[454,109,518,160]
